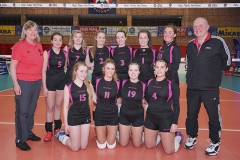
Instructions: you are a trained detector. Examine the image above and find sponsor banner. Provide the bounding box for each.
[88,0,116,14]
[15,25,43,35]
[232,65,240,77]
[0,3,240,8]
[71,26,78,32]
[128,26,158,37]
[0,26,15,36]
[158,26,186,37]
[187,27,218,37]
[99,26,128,36]
[78,26,99,35]
[15,25,23,35]
[43,26,71,36]
[218,27,240,37]
[0,61,9,75]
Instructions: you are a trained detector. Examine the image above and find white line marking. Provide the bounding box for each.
[220,87,240,94]
[0,122,240,132]
[0,88,13,93]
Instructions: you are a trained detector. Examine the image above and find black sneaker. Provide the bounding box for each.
[27,133,41,141]
[16,141,31,151]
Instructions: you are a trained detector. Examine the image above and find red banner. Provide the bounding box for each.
[78,26,99,36]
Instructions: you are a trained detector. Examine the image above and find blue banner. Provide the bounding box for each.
[15,25,23,35]
[0,62,9,75]
[187,27,218,37]
[38,26,43,35]
[158,27,164,37]
[71,26,78,32]
[88,0,116,14]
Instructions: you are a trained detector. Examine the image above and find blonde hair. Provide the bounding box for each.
[20,20,40,42]
[72,62,93,105]
[91,30,107,58]
[102,58,118,82]
[68,30,86,54]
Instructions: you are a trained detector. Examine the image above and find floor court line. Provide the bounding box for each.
[0,122,239,132]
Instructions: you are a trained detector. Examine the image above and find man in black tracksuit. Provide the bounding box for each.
[184,17,231,156]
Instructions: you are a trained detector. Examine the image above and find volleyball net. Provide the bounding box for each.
[0,2,240,63]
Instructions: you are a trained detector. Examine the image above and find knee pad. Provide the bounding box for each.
[107,140,116,149]
[96,140,107,149]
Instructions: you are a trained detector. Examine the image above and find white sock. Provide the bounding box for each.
[155,135,161,146]
[118,104,121,116]
[144,104,148,111]
[107,140,116,149]
[142,132,145,143]
[116,130,120,142]
[174,136,181,152]
[59,135,69,145]
[96,140,107,149]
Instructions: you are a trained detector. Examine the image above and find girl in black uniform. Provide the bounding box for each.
[42,33,67,142]
[64,30,93,84]
[118,62,145,147]
[56,62,95,151]
[90,30,112,90]
[133,30,158,84]
[94,58,120,149]
[111,30,134,113]
[144,60,183,154]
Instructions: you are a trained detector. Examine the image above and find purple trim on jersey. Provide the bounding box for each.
[147,78,154,86]
[115,80,120,102]
[167,80,172,102]
[111,48,115,57]
[67,83,73,104]
[106,46,112,58]
[151,49,156,67]
[95,78,101,98]
[141,81,146,99]
[158,46,174,64]
[133,50,137,58]
[122,79,128,88]
[169,46,174,64]
[128,46,133,62]
[84,48,88,55]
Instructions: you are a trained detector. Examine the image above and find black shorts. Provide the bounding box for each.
[68,115,91,126]
[95,117,118,126]
[144,112,173,132]
[119,116,144,127]
[46,76,65,91]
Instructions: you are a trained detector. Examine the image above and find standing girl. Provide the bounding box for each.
[64,30,93,84]
[90,30,112,90]
[111,30,134,111]
[56,62,95,151]
[42,32,67,142]
[94,58,120,149]
[133,30,157,84]
[144,60,183,154]
[118,62,145,147]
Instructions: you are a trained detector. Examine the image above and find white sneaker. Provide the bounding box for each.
[184,136,197,149]
[205,140,221,156]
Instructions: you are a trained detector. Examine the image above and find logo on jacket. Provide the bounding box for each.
[205,47,211,49]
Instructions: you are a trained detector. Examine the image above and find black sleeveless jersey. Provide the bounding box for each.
[67,82,90,120]
[95,77,120,120]
[133,48,157,83]
[111,46,133,75]
[145,78,180,124]
[90,46,111,76]
[121,79,145,111]
[46,48,66,79]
